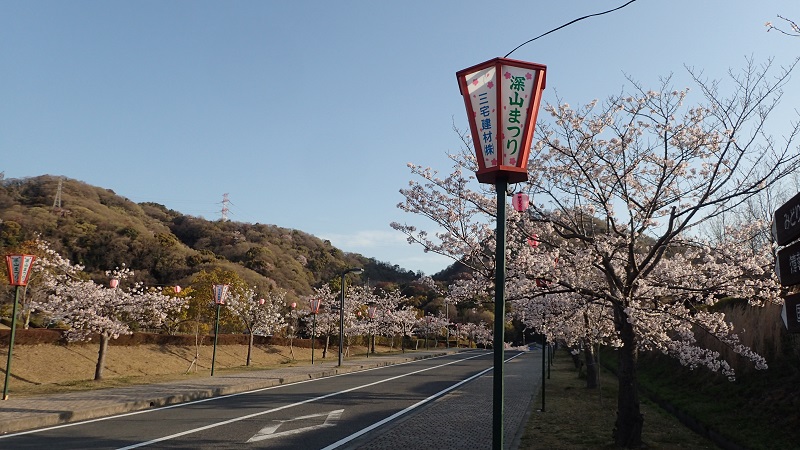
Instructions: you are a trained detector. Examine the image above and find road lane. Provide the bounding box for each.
[0,351,514,450]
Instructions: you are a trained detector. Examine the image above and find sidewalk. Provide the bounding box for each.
[349,350,542,450]
[0,349,461,435]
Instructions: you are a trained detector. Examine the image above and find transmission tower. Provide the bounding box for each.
[221,193,230,222]
[52,177,63,213]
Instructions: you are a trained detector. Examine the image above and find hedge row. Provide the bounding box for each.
[0,329,321,348]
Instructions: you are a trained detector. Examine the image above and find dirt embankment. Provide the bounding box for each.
[0,340,334,397]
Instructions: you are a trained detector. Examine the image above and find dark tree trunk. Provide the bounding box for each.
[569,346,583,369]
[322,335,329,359]
[246,332,254,366]
[94,334,109,381]
[613,306,643,448]
[584,343,599,389]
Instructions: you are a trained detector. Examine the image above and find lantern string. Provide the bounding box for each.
[504,0,639,58]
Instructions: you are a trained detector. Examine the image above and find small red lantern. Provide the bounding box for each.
[512,192,529,212]
[174,286,182,294]
[457,58,547,184]
[5,255,36,287]
[527,233,540,248]
[291,302,297,309]
[109,278,119,289]
[259,298,265,305]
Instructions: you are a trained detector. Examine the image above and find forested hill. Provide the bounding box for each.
[0,175,424,300]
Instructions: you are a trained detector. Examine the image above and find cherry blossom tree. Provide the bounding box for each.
[300,284,339,359]
[459,321,492,348]
[393,58,800,447]
[300,285,339,359]
[416,313,450,348]
[34,263,187,380]
[225,288,286,366]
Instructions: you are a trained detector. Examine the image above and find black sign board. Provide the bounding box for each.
[782,293,800,333]
[773,191,800,246]
[776,239,800,286]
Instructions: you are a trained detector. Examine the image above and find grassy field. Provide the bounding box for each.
[0,341,381,397]
[520,350,717,449]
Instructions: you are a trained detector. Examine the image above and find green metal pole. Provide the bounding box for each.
[541,333,546,412]
[211,303,221,376]
[338,273,345,367]
[3,286,21,400]
[311,313,317,365]
[493,177,507,450]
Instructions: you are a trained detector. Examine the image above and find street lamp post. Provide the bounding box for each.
[210,284,229,376]
[338,268,363,367]
[444,299,449,348]
[367,304,377,357]
[457,57,546,450]
[309,298,322,364]
[3,255,36,400]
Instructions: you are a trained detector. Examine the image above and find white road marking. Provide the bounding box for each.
[246,409,344,442]
[0,352,461,440]
[114,352,490,449]
[321,351,524,450]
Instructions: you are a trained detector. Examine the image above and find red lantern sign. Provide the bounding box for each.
[512,192,529,212]
[109,278,120,289]
[309,298,322,314]
[212,284,229,305]
[174,285,182,294]
[457,57,547,184]
[5,255,36,287]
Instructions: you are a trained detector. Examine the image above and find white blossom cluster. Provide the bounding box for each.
[31,241,188,343]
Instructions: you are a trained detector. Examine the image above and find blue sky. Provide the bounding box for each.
[2,1,799,275]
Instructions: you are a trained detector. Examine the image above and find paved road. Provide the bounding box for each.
[0,349,541,449]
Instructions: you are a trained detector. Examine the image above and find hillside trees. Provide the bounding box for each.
[393,58,800,447]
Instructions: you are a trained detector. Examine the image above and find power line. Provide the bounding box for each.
[505,0,639,58]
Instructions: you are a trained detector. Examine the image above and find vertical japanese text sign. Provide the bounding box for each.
[457,58,547,184]
[212,284,229,305]
[774,191,800,246]
[5,255,36,286]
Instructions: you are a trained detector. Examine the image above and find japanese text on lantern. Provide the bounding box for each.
[479,92,494,157]
[465,66,498,168]
[505,75,525,161]
[500,66,533,166]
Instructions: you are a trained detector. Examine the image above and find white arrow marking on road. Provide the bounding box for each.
[246,409,344,442]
